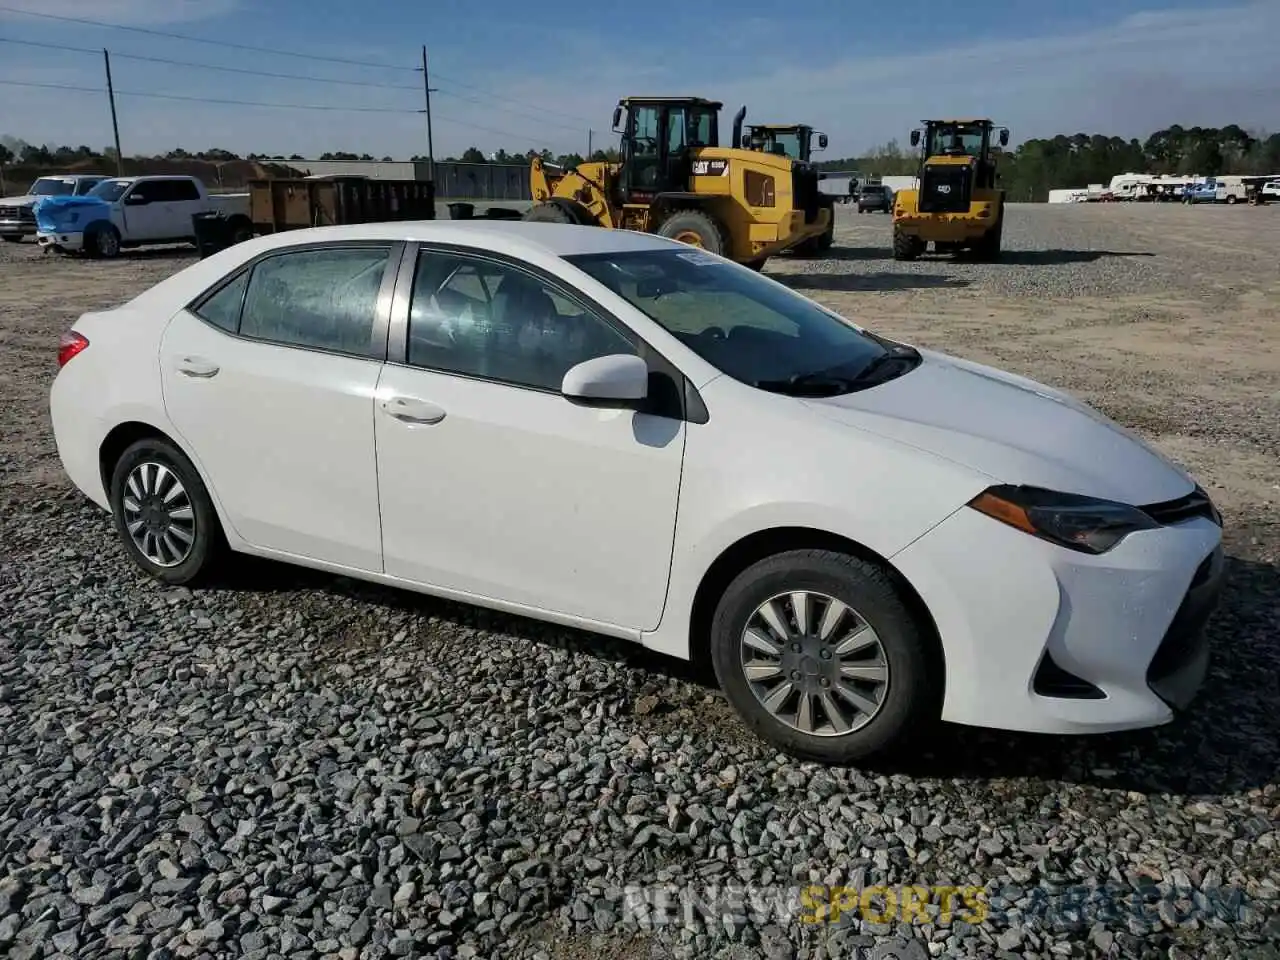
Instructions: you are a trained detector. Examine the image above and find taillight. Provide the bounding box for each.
[58,330,89,368]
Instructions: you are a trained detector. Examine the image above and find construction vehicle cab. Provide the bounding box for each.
[891,118,1009,261]
[737,123,829,163]
[731,113,836,255]
[524,96,831,268]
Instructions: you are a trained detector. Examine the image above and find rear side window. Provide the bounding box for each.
[166,179,201,201]
[237,245,391,356]
[193,271,249,333]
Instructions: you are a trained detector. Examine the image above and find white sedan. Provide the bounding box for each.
[49,220,1225,763]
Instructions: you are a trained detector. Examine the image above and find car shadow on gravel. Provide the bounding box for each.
[773,272,971,293]
[211,553,1277,792]
[992,249,1155,265]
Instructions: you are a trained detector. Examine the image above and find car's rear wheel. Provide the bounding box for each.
[709,549,940,763]
[108,437,224,585]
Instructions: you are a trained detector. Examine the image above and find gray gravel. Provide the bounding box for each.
[2,203,1279,960]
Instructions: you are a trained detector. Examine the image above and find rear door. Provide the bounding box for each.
[159,240,400,571]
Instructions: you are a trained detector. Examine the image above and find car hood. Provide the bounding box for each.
[0,195,35,209]
[804,347,1194,505]
[32,195,109,232]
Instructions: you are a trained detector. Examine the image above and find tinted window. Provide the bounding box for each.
[194,270,249,333]
[407,251,636,391]
[31,179,76,196]
[565,248,894,395]
[165,178,201,201]
[239,246,390,355]
[89,180,129,202]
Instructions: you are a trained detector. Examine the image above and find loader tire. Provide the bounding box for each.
[523,200,590,225]
[970,209,1004,262]
[656,208,729,257]
[892,226,923,261]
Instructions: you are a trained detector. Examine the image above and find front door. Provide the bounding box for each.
[120,181,172,241]
[159,241,398,571]
[373,245,686,630]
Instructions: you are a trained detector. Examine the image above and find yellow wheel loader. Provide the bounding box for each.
[735,116,836,255]
[891,119,1009,261]
[525,97,831,269]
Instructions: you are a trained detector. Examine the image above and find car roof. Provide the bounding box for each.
[246,219,683,259]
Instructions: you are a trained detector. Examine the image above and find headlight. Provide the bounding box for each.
[968,484,1158,554]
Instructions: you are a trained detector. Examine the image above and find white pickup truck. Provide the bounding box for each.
[35,174,252,258]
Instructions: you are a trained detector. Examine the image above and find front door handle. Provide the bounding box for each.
[382,396,446,425]
[176,356,219,378]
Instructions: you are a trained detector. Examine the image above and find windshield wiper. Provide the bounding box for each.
[849,344,921,384]
[753,371,862,397]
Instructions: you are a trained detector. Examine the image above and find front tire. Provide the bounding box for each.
[655,208,730,256]
[709,549,941,764]
[108,437,225,585]
[86,224,121,259]
[892,226,924,261]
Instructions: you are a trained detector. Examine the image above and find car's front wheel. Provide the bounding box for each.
[709,549,941,764]
[108,437,225,585]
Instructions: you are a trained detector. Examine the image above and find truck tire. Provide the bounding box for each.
[970,209,1004,261]
[226,216,254,245]
[892,225,923,261]
[655,208,730,257]
[85,223,121,259]
[2,235,21,243]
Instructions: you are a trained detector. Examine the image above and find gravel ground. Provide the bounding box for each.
[1,203,1278,960]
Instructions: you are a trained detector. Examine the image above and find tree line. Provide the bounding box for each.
[815,125,1280,201]
[4,126,1277,201]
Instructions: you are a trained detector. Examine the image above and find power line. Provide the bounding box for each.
[0,3,599,126]
[0,77,421,113]
[0,3,418,71]
[0,77,565,148]
[431,85,593,135]
[0,36,421,91]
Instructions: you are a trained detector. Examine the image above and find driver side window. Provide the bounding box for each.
[406,251,638,392]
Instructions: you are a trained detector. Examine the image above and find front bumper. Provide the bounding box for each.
[892,501,1224,734]
[37,230,85,251]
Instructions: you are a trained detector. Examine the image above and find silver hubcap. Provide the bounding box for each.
[740,591,890,737]
[121,462,195,567]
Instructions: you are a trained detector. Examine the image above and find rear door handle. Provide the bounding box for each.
[176,356,219,378]
[382,396,446,425]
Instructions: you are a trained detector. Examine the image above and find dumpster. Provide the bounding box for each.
[448,202,475,220]
[192,211,232,258]
[248,177,436,234]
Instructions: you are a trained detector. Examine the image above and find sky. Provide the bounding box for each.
[0,0,1277,161]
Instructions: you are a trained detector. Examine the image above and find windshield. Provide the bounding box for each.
[31,178,76,197]
[88,180,130,202]
[927,123,986,157]
[564,248,909,395]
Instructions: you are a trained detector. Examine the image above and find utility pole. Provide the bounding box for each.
[587,129,593,160]
[419,45,436,182]
[103,49,124,176]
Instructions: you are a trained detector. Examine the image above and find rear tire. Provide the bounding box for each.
[108,437,225,586]
[655,208,730,257]
[709,549,941,764]
[892,226,923,261]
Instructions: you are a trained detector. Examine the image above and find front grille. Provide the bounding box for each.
[1139,485,1220,527]
[791,165,821,223]
[4,205,35,224]
[918,164,973,213]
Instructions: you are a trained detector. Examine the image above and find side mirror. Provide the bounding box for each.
[910,130,920,147]
[999,128,1010,147]
[817,133,828,150]
[612,106,622,132]
[561,353,649,405]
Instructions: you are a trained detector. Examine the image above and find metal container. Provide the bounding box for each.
[248,176,435,234]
